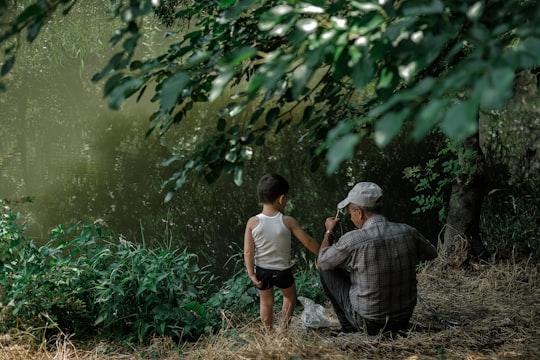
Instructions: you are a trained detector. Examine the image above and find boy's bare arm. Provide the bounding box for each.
[243,217,262,287]
[285,216,320,255]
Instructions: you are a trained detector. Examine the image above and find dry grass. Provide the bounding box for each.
[1,258,539,360]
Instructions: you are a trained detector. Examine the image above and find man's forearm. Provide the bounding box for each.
[317,230,334,268]
[320,230,334,251]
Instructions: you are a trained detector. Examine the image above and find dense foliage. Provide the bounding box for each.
[0,206,208,342]
[1,0,539,194]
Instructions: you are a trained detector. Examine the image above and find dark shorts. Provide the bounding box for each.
[255,266,294,290]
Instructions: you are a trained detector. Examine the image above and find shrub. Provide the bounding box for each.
[206,268,260,323]
[0,202,218,343]
[90,237,216,342]
[0,213,96,337]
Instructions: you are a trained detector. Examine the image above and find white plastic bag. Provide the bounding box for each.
[298,296,331,329]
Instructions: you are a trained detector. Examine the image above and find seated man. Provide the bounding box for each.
[317,182,437,336]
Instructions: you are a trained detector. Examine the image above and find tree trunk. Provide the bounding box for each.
[442,127,489,266]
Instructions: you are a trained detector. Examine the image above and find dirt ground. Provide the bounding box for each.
[1,258,539,359]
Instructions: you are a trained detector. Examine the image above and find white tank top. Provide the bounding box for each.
[252,212,292,270]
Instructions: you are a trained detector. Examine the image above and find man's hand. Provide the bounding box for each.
[325,217,340,232]
[318,216,341,266]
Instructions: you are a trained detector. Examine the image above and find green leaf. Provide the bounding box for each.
[240,294,255,304]
[289,26,310,46]
[271,4,293,16]
[108,77,145,110]
[374,110,409,147]
[160,72,190,112]
[234,165,244,186]
[1,57,15,76]
[249,107,264,125]
[184,50,212,68]
[296,18,318,34]
[326,134,359,174]
[470,23,490,43]
[401,0,444,16]
[94,314,106,326]
[305,47,324,68]
[240,146,253,160]
[262,54,294,91]
[265,107,280,126]
[27,19,43,42]
[376,67,399,100]
[223,46,257,67]
[413,99,448,141]
[291,64,312,98]
[246,72,265,98]
[103,73,124,97]
[220,0,237,9]
[351,2,381,12]
[515,37,540,68]
[259,12,279,31]
[228,102,246,117]
[440,100,478,139]
[209,68,235,102]
[351,57,374,88]
[92,52,125,82]
[129,60,143,70]
[16,4,41,24]
[270,16,296,37]
[466,2,484,21]
[378,67,395,88]
[473,67,514,109]
[356,11,385,32]
[122,35,138,54]
[369,76,433,117]
[298,2,324,12]
[217,118,227,131]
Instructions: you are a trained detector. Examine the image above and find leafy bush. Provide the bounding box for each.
[0,202,218,343]
[206,268,260,322]
[0,206,94,336]
[403,138,477,223]
[90,237,216,342]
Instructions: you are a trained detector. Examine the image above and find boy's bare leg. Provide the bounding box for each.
[259,288,275,331]
[280,283,297,329]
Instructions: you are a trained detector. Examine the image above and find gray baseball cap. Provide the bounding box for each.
[337,182,383,209]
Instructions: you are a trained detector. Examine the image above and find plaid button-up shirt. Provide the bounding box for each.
[318,215,437,322]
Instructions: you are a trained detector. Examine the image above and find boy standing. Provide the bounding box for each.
[244,174,320,331]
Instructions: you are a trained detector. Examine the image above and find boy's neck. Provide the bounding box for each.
[261,203,281,216]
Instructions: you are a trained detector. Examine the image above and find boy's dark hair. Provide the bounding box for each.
[257,174,289,203]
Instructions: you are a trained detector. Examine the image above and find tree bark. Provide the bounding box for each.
[442,127,489,266]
